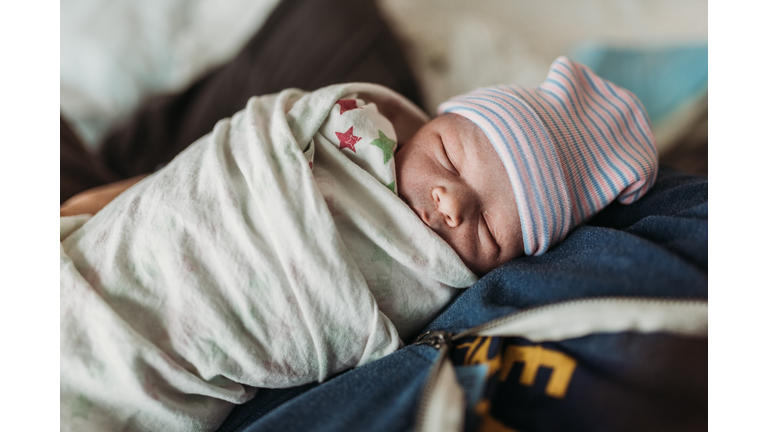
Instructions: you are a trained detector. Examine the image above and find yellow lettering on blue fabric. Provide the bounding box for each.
[456,336,501,379]
[500,345,577,399]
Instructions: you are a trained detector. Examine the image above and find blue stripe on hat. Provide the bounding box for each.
[579,65,657,166]
[549,66,632,202]
[515,85,597,223]
[543,76,621,208]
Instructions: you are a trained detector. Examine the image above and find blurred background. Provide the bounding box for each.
[61,0,708,173]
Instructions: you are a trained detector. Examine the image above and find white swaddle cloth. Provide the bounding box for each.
[60,83,477,431]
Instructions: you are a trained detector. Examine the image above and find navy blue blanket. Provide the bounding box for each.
[217,167,707,432]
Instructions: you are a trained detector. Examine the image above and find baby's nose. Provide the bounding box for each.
[432,186,465,228]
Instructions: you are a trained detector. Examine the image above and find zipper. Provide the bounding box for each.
[413,330,453,350]
[412,296,708,432]
[413,337,452,432]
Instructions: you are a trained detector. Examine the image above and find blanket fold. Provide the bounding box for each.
[61,83,475,431]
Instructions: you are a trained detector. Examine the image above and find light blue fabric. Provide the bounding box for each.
[572,44,708,125]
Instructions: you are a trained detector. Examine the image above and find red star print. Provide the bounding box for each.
[337,99,360,115]
[336,126,362,153]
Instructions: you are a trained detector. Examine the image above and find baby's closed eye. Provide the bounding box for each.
[479,212,500,252]
[439,139,459,175]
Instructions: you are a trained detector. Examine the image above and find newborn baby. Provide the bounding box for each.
[60,56,657,432]
[398,56,657,273]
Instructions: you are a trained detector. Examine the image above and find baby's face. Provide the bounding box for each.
[395,114,524,275]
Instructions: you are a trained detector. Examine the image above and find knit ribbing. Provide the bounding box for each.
[437,56,658,255]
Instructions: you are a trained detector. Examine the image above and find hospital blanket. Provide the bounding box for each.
[60,83,476,431]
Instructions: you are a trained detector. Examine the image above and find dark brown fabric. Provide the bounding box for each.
[659,108,708,176]
[97,0,423,179]
[60,116,120,203]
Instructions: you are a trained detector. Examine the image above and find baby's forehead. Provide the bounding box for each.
[435,112,491,141]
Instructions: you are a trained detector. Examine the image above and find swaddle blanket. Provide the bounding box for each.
[60,83,477,431]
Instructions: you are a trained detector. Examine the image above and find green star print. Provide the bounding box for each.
[370,130,396,164]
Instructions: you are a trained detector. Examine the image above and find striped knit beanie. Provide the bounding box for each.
[437,56,658,256]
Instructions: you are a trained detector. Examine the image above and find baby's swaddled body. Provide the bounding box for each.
[60,56,659,432]
[60,84,476,432]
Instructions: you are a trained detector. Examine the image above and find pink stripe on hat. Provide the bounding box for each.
[437,56,658,256]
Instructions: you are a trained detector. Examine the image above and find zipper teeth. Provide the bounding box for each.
[411,296,705,431]
[413,344,449,432]
[451,296,705,340]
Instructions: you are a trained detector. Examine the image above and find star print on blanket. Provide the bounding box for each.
[337,99,360,115]
[319,97,401,194]
[370,130,396,164]
[336,127,362,152]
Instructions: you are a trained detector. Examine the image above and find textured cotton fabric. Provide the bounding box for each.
[438,56,658,256]
[60,83,475,432]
